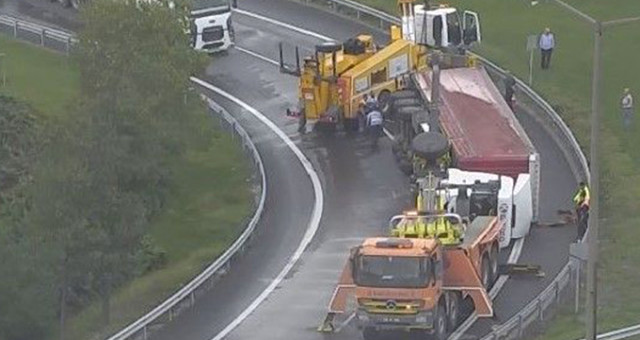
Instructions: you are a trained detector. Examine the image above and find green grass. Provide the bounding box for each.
[0,35,79,119]
[350,0,640,338]
[65,130,252,340]
[0,36,252,340]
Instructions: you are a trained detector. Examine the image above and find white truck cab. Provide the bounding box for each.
[189,0,235,52]
[414,5,481,48]
[441,169,533,249]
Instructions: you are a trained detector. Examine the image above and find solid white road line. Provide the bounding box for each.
[234,46,279,66]
[191,77,324,340]
[230,9,529,339]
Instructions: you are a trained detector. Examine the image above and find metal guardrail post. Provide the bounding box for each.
[41,28,46,46]
[13,20,18,37]
[538,299,544,322]
[0,53,5,88]
[517,315,524,337]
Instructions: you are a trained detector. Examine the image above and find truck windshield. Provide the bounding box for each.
[191,0,229,11]
[354,256,431,288]
[446,12,462,46]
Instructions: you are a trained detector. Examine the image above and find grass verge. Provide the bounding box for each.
[0,36,253,340]
[349,0,640,338]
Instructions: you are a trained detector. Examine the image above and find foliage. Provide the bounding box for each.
[0,0,216,338]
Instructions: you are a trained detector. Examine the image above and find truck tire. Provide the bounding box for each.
[393,98,422,109]
[377,89,391,112]
[316,41,342,54]
[343,118,359,133]
[489,244,499,287]
[447,292,461,331]
[395,106,422,121]
[433,302,448,340]
[481,255,491,289]
[297,113,307,133]
[390,90,417,100]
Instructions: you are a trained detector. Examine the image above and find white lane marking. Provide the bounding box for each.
[191,77,324,340]
[234,8,335,42]
[231,10,530,338]
[449,237,525,340]
[234,46,279,66]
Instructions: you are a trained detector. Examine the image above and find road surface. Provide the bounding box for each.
[0,0,579,339]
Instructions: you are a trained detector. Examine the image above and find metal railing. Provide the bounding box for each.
[102,98,267,340]
[0,14,269,340]
[290,0,593,339]
[0,14,76,54]
[300,0,400,29]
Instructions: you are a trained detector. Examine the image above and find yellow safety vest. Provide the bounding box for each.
[573,186,591,207]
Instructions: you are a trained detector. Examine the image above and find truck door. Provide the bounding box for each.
[513,174,533,238]
[463,11,481,45]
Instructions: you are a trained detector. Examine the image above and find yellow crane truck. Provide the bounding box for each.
[279,0,481,132]
[280,28,426,132]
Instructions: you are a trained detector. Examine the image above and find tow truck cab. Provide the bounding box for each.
[350,238,448,336]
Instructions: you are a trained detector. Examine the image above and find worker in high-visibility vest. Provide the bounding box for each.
[573,181,590,241]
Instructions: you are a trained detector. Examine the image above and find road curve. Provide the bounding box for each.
[210,1,579,338]
[0,0,579,339]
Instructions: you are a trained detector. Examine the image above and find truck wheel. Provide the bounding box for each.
[434,303,448,340]
[390,90,417,100]
[315,41,342,54]
[297,114,307,133]
[395,106,422,121]
[481,255,491,289]
[393,98,422,109]
[447,292,461,331]
[377,90,391,112]
[362,327,378,340]
[489,244,499,287]
[343,118,359,133]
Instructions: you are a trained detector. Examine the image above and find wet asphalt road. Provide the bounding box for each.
[0,0,579,339]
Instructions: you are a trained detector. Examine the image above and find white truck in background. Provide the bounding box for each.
[49,0,236,52]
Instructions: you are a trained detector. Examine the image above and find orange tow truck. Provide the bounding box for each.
[320,133,500,340]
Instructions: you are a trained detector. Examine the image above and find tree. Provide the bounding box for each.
[0,95,41,219]
[68,0,210,327]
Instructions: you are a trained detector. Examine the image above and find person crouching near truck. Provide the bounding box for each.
[366,107,383,147]
[573,181,590,242]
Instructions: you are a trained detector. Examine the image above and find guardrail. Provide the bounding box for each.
[292,0,594,339]
[0,14,268,340]
[0,14,76,53]
[104,97,267,340]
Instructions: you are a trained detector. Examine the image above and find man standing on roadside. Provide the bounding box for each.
[539,27,555,69]
[621,88,634,129]
[504,71,516,111]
